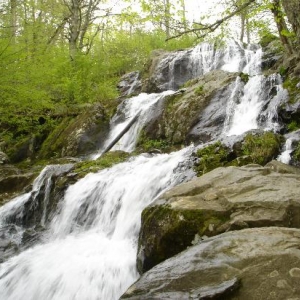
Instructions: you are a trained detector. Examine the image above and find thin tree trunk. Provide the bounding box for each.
[240,14,245,42]
[164,0,170,39]
[69,0,81,60]
[246,17,250,44]
[281,0,300,50]
[180,0,187,30]
[10,0,17,40]
[271,0,294,54]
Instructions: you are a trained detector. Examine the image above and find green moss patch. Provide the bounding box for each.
[240,132,282,165]
[194,132,282,177]
[194,142,233,176]
[138,204,230,273]
[74,151,131,178]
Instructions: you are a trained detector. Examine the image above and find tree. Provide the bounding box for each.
[270,0,294,54]
[281,0,300,50]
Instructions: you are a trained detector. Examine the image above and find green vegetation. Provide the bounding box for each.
[194,85,205,96]
[194,142,230,176]
[194,133,282,176]
[287,120,300,132]
[239,72,249,84]
[283,77,300,104]
[136,130,176,153]
[74,151,131,178]
[240,132,282,165]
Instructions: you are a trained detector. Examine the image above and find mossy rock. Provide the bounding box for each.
[140,70,237,147]
[194,142,233,176]
[73,151,131,178]
[137,204,230,273]
[239,132,282,165]
[283,76,300,104]
[39,104,110,159]
[193,132,282,177]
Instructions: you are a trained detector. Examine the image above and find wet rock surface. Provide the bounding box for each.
[39,104,110,158]
[140,70,237,145]
[122,227,300,300]
[137,162,300,273]
[118,71,142,98]
[0,165,36,206]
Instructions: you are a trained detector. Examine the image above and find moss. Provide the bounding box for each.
[240,132,281,165]
[194,142,232,176]
[287,120,300,132]
[136,130,179,153]
[283,77,300,104]
[138,204,230,272]
[74,151,130,178]
[259,34,278,48]
[183,78,199,88]
[239,72,249,84]
[292,142,300,162]
[193,133,281,176]
[39,117,74,159]
[194,85,205,96]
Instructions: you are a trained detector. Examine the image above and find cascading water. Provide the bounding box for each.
[93,90,175,158]
[0,39,290,300]
[277,138,293,164]
[0,150,193,300]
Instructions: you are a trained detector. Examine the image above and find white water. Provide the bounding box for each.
[224,73,287,137]
[277,138,293,164]
[0,40,290,299]
[93,91,174,159]
[0,148,193,300]
[226,75,266,135]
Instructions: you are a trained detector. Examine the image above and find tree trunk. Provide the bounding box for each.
[164,0,170,39]
[271,0,294,54]
[180,0,187,31]
[10,0,17,40]
[240,14,245,42]
[69,0,81,61]
[281,0,300,50]
[246,17,250,44]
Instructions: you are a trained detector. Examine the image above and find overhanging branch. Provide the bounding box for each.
[166,0,256,41]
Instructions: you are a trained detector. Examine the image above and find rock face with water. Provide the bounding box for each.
[0,165,36,206]
[118,71,142,98]
[137,162,300,273]
[141,70,237,145]
[123,227,300,300]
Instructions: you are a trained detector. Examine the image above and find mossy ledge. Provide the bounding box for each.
[137,204,230,274]
[194,132,282,176]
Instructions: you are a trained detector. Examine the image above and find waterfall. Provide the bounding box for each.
[277,138,293,164]
[93,90,175,159]
[0,148,193,300]
[222,65,287,137]
[0,39,289,299]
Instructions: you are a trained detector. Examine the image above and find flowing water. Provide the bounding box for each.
[0,40,289,299]
[0,148,193,300]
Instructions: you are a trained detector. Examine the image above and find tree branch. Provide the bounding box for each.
[166,0,256,41]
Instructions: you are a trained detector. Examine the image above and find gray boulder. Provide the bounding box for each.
[117,71,142,98]
[137,162,300,273]
[122,227,300,300]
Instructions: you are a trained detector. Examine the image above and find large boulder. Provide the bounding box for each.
[137,162,300,273]
[39,104,110,158]
[139,70,237,146]
[0,165,36,206]
[122,227,300,300]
